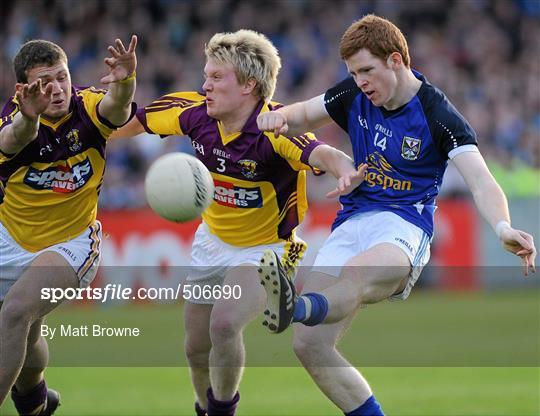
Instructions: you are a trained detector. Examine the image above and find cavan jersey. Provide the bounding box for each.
[0,86,135,252]
[325,70,478,237]
[136,92,323,247]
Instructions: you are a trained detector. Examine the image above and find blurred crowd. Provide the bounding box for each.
[1,0,538,207]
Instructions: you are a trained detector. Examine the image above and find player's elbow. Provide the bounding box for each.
[0,129,33,155]
[470,174,506,204]
[307,145,329,170]
[104,107,133,128]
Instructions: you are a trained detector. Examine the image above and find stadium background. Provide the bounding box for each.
[1,0,538,415]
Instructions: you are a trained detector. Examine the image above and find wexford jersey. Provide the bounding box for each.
[325,71,478,237]
[0,86,134,252]
[136,92,323,247]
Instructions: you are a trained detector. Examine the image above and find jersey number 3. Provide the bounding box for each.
[217,157,226,173]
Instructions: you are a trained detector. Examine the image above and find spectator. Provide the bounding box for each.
[1,0,537,206]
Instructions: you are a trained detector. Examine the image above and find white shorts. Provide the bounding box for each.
[187,223,307,304]
[0,221,102,301]
[312,211,431,300]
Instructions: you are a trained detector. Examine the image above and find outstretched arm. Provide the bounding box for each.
[258,95,333,137]
[109,116,146,139]
[0,79,53,154]
[453,151,536,276]
[98,35,138,126]
[308,144,367,198]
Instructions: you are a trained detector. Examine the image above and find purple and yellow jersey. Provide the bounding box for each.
[136,92,323,247]
[0,86,134,252]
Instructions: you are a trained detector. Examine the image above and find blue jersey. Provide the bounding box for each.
[325,71,478,237]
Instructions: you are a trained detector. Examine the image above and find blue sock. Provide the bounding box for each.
[345,396,384,416]
[293,293,329,326]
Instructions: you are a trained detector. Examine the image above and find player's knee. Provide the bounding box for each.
[0,298,34,329]
[184,339,210,366]
[293,333,332,366]
[340,268,386,304]
[292,337,314,364]
[338,267,369,300]
[357,283,384,304]
[209,314,240,345]
[27,325,45,347]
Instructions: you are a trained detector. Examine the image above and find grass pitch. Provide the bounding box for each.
[1,367,538,415]
[1,290,538,415]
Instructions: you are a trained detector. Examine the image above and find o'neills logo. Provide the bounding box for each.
[213,180,262,208]
[24,158,93,193]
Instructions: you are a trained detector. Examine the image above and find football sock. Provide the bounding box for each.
[206,388,240,416]
[345,396,384,416]
[293,293,329,326]
[195,401,207,416]
[11,379,48,415]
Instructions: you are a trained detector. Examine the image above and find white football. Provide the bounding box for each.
[144,153,214,222]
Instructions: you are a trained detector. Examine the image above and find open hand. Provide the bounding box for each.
[15,79,54,120]
[326,163,368,198]
[100,35,138,84]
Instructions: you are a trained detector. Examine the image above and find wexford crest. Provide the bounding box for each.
[66,129,82,153]
[238,159,258,179]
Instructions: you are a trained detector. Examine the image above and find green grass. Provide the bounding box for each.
[1,290,538,415]
[1,367,538,415]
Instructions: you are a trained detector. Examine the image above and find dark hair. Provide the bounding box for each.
[339,14,410,68]
[13,40,68,83]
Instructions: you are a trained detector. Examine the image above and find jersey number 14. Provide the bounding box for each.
[374,132,387,152]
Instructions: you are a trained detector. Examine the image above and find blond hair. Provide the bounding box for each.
[205,30,281,102]
[339,14,410,68]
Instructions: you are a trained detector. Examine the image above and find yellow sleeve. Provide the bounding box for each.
[78,87,114,139]
[139,92,206,136]
[266,132,321,171]
[0,148,15,163]
[0,97,22,162]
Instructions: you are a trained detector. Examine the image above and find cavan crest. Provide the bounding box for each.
[66,129,82,152]
[401,136,421,160]
[238,159,258,179]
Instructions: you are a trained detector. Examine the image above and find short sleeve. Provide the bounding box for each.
[430,101,478,160]
[266,131,325,172]
[323,77,360,133]
[78,87,120,139]
[0,97,21,161]
[135,92,206,137]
